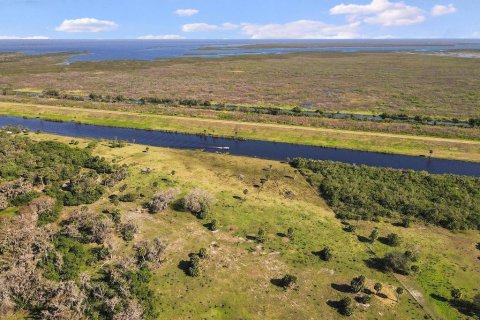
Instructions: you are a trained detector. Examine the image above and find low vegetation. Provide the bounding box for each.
[1,52,480,118]
[0,131,479,319]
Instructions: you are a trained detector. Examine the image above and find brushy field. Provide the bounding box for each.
[2,95,480,141]
[4,132,477,320]
[0,51,479,118]
[0,101,480,162]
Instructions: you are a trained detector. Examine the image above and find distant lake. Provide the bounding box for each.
[1,39,480,63]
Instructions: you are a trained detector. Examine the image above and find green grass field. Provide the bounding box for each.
[8,132,476,320]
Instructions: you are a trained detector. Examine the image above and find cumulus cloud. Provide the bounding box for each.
[175,9,199,17]
[55,18,119,32]
[431,4,456,16]
[138,34,185,40]
[182,23,239,32]
[0,35,49,39]
[241,20,360,39]
[330,0,425,26]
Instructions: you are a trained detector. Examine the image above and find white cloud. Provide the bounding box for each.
[472,32,480,38]
[0,35,49,39]
[241,20,360,39]
[431,4,456,16]
[175,9,199,17]
[138,34,185,40]
[55,18,119,32]
[182,23,239,32]
[330,0,425,26]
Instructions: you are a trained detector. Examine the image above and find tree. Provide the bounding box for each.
[339,297,353,316]
[257,227,266,243]
[369,228,379,243]
[351,275,366,293]
[451,288,462,300]
[188,255,201,277]
[209,219,218,231]
[119,193,136,203]
[279,274,297,289]
[319,247,332,261]
[386,233,401,247]
[358,295,371,304]
[183,188,215,218]
[380,251,413,274]
[120,222,138,241]
[134,238,167,266]
[396,287,404,302]
[148,188,179,214]
[287,227,295,240]
[401,217,411,228]
[198,248,208,259]
[374,282,383,295]
[345,224,357,233]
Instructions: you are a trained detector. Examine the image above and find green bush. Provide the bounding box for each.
[386,233,401,247]
[38,236,91,281]
[119,193,136,202]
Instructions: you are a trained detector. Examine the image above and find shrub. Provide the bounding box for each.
[120,222,138,241]
[279,274,297,289]
[357,295,371,304]
[148,188,179,213]
[209,219,218,231]
[62,208,113,244]
[134,238,167,266]
[380,251,414,274]
[39,236,92,281]
[451,288,462,300]
[386,233,400,247]
[396,287,404,299]
[257,227,266,243]
[319,247,333,261]
[401,217,411,228]
[351,275,366,293]
[119,193,136,202]
[107,208,122,224]
[339,297,353,316]
[287,227,295,240]
[188,255,201,277]
[369,228,379,243]
[374,282,383,295]
[63,172,104,206]
[345,224,357,233]
[198,248,208,259]
[183,188,215,217]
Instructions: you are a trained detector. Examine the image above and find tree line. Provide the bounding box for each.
[290,158,480,230]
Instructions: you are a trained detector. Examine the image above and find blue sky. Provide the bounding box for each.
[1,0,479,39]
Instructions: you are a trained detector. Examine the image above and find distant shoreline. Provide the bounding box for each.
[1,39,480,63]
[199,41,480,51]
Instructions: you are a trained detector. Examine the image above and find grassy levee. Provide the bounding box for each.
[18,132,480,319]
[0,101,479,162]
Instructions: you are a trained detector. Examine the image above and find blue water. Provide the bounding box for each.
[1,116,479,177]
[1,39,479,63]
